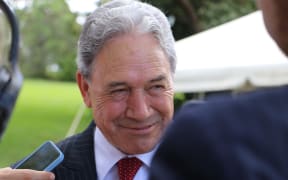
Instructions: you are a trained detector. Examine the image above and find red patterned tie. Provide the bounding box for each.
[117,157,142,180]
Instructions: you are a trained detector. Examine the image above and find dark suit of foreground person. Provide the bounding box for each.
[150,0,288,179]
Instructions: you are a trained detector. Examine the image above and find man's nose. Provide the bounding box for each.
[126,89,151,120]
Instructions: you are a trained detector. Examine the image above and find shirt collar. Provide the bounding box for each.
[94,127,158,180]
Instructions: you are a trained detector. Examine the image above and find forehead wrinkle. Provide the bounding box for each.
[108,60,168,75]
[106,63,171,86]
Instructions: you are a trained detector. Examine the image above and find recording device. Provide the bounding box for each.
[13,141,64,171]
[0,0,23,139]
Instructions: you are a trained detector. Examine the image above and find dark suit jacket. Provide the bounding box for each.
[53,121,97,180]
[150,86,288,180]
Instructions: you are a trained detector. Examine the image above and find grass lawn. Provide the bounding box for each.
[0,79,92,167]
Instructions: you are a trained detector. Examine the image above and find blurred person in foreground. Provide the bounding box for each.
[52,0,176,179]
[150,0,288,179]
[0,0,54,179]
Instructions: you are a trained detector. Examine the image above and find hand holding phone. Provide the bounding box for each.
[12,140,64,171]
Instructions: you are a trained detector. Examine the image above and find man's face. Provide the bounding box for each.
[257,0,288,55]
[78,33,174,154]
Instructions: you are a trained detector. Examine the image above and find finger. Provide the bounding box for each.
[0,168,55,180]
[14,169,55,180]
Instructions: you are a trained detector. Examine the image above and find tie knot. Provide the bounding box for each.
[117,157,142,180]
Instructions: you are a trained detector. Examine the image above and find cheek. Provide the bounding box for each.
[93,99,127,123]
[152,92,174,119]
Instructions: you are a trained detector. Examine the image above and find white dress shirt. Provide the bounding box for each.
[94,127,158,180]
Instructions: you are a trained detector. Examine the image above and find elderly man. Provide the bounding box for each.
[150,0,288,179]
[53,0,176,179]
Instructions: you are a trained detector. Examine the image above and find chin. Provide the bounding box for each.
[123,142,158,155]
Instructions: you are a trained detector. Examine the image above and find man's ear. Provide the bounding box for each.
[76,71,92,108]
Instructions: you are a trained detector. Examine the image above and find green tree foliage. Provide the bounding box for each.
[197,0,257,30]
[147,0,257,40]
[16,0,81,81]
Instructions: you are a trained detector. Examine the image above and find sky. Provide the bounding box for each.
[7,0,99,14]
[66,0,100,24]
[66,0,99,14]
[7,0,99,24]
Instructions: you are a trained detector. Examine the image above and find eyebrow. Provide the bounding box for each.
[150,74,167,83]
[107,74,168,89]
[107,81,127,89]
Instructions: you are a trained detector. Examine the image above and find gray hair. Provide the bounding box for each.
[77,0,176,79]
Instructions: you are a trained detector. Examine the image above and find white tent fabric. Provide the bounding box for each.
[174,11,288,93]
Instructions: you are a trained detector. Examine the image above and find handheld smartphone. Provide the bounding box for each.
[13,140,64,171]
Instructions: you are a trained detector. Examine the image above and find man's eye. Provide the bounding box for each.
[110,89,129,100]
[112,89,125,93]
[111,89,128,95]
[149,85,165,95]
[153,85,164,89]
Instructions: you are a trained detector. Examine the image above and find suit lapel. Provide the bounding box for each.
[54,122,98,180]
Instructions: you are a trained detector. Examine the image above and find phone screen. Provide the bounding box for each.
[14,141,63,171]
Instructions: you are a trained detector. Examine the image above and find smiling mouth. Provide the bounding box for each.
[121,123,157,134]
[130,124,154,130]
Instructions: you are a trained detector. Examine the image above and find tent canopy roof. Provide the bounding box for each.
[174,11,288,93]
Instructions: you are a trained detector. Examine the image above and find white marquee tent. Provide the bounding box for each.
[174,11,288,93]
